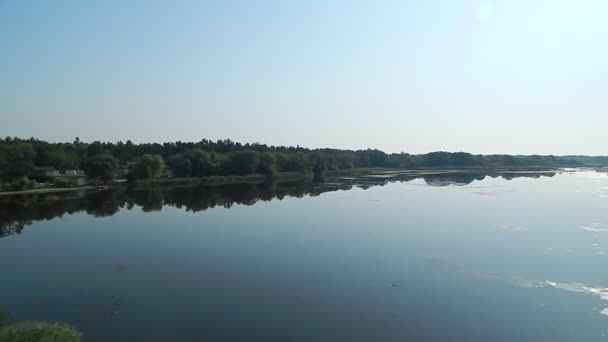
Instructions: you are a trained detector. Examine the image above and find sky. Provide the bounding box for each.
[1,0,607,155]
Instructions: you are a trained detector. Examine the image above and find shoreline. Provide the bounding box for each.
[134,171,311,187]
[0,166,562,196]
[0,172,313,196]
[0,186,97,196]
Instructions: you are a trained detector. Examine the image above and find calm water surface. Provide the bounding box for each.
[2,169,608,341]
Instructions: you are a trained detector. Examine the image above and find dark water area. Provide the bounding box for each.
[2,169,608,341]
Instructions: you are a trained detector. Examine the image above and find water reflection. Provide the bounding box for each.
[0,170,555,238]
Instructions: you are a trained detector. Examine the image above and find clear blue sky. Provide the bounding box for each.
[1,0,607,154]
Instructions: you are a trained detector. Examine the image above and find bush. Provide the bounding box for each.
[53,178,74,188]
[257,152,277,178]
[3,177,35,191]
[133,154,165,179]
[0,321,81,342]
[84,154,118,182]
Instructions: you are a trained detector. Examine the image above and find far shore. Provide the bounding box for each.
[0,172,312,196]
[133,171,311,187]
[0,186,97,196]
[0,166,562,196]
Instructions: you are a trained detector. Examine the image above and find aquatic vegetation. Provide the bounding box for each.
[0,312,81,342]
[0,311,14,328]
[0,321,81,342]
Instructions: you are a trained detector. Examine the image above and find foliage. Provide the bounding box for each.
[276,152,309,173]
[166,154,192,177]
[34,146,79,172]
[185,149,217,177]
[257,152,278,178]
[0,322,81,342]
[313,161,327,181]
[222,150,260,175]
[133,154,165,179]
[84,154,118,182]
[53,178,75,188]
[1,136,603,188]
[2,177,36,192]
[0,143,37,181]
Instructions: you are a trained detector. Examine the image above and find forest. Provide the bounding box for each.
[0,136,602,191]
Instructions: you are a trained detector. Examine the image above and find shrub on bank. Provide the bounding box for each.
[53,178,74,188]
[2,177,37,192]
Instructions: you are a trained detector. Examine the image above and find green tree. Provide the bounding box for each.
[289,153,309,172]
[313,161,327,181]
[336,155,355,169]
[86,141,106,157]
[451,152,480,166]
[222,150,260,175]
[35,147,79,172]
[166,154,192,177]
[134,154,165,179]
[257,152,277,178]
[276,152,309,172]
[422,152,451,167]
[0,143,37,181]
[185,149,215,176]
[84,154,118,182]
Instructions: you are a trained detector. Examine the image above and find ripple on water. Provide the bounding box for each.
[580,223,608,233]
[515,279,608,317]
[495,223,528,231]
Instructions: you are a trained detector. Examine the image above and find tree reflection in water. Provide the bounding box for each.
[0,170,556,238]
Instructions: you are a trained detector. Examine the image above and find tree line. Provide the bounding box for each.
[0,136,595,190]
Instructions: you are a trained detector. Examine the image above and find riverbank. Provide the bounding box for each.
[0,172,313,196]
[325,165,561,175]
[0,186,96,196]
[134,171,311,187]
[0,166,563,196]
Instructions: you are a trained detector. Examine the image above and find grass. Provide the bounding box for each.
[0,322,81,342]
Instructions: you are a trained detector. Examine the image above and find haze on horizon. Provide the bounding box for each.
[1,0,607,155]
